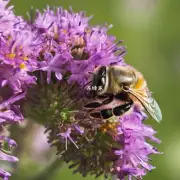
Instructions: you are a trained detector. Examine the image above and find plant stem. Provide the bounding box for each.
[29,158,64,180]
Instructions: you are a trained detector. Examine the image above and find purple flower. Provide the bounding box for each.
[0,0,16,35]
[0,65,37,94]
[0,1,38,178]
[0,169,11,180]
[0,136,18,180]
[0,1,161,180]
[32,7,126,85]
[0,14,38,94]
[23,6,161,180]
[46,99,161,180]
[111,108,161,179]
[0,90,24,179]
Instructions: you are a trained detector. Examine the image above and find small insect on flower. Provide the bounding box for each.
[85,65,162,122]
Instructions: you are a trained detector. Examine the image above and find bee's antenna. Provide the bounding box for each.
[88,72,94,75]
[110,59,123,65]
[82,81,92,89]
[76,81,92,93]
[78,86,84,93]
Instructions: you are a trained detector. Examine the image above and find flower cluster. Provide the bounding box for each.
[32,7,125,85]
[0,0,161,180]
[0,0,34,179]
[46,101,161,180]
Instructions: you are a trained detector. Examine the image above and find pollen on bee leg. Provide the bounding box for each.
[100,126,107,133]
[100,122,118,134]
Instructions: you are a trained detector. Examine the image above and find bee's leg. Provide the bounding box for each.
[89,108,114,120]
[113,101,133,116]
[84,89,98,99]
[84,95,114,110]
[84,101,102,109]
[101,95,114,105]
[100,109,113,119]
[89,111,102,119]
[115,91,131,101]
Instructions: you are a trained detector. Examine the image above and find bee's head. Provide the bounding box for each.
[90,66,109,96]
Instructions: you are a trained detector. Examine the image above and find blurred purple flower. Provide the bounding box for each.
[0,136,19,180]
[0,1,37,179]
[0,92,24,180]
[0,0,16,35]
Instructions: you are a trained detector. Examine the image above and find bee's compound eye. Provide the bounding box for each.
[101,77,105,85]
[99,66,106,74]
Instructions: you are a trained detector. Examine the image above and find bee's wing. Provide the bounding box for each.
[128,88,162,122]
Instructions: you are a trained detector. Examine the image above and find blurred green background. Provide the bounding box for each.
[8,0,180,180]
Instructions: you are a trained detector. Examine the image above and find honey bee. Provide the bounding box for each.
[85,65,162,122]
